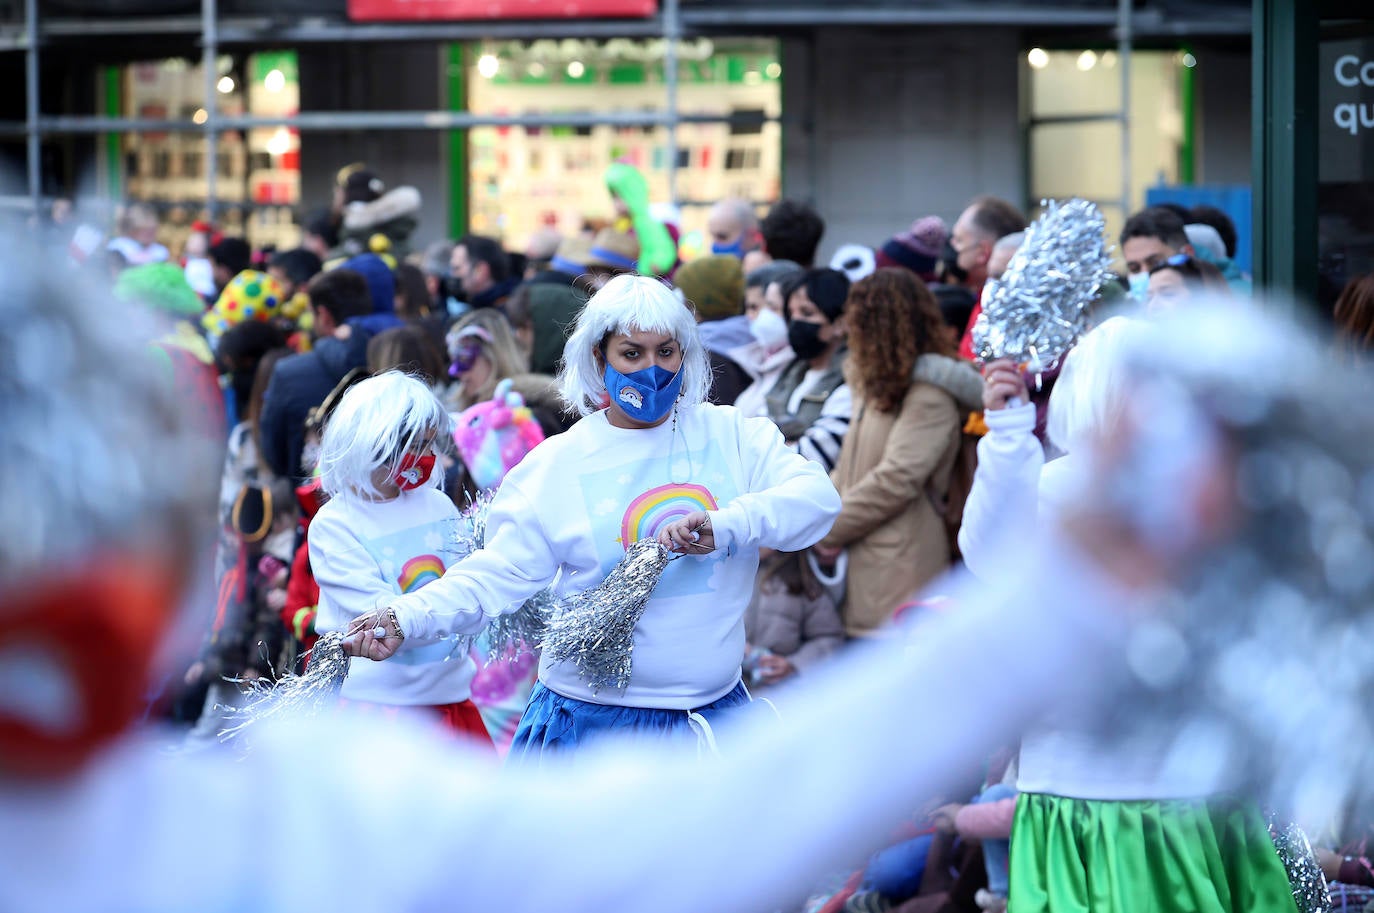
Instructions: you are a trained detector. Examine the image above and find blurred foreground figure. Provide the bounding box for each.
[0,253,1355,913]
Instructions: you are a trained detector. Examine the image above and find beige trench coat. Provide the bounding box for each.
[820,381,961,636]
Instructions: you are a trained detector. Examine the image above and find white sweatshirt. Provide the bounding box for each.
[309,487,477,706]
[389,403,842,709]
[0,534,1133,913]
[958,403,1224,800]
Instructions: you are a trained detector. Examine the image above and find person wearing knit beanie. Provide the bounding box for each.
[875,216,948,282]
[675,255,746,323]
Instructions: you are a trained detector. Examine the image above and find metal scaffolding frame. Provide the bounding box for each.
[8,0,715,217]
[5,0,1250,218]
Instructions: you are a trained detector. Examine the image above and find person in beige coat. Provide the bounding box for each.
[815,268,972,636]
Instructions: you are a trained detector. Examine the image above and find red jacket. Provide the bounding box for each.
[281,541,319,656]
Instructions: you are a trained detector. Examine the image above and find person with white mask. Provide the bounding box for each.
[732,260,805,419]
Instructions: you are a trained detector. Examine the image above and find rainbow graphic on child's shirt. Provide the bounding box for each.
[398,554,446,593]
[619,482,719,549]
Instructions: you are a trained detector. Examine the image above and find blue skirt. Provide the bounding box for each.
[508,680,751,762]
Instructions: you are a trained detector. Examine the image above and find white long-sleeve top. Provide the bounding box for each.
[389,403,842,709]
[957,403,1044,580]
[957,403,1224,800]
[0,534,1134,913]
[309,487,476,706]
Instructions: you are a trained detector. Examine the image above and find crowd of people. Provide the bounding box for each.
[7,156,1374,913]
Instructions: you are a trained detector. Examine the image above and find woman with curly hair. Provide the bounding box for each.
[814,267,966,636]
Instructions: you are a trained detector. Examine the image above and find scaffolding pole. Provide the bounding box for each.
[1118,0,1131,217]
[202,0,218,219]
[24,0,39,214]
[663,0,680,207]
[0,110,776,136]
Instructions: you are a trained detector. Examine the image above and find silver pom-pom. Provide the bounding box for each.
[542,540,673,694]
[218,631,351,742]
[972,197,1117,366]
[1270,818,1332,913]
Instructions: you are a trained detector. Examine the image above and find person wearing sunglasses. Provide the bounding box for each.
[444,310,530,413]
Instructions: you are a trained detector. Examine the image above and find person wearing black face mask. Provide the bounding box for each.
[937,240,969,286]
[764,268,853,473]
[947,195,1027,360]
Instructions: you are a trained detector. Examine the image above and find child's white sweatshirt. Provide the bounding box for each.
[310,487,477,706]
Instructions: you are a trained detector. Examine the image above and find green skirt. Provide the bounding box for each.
[1009,793,1299,913]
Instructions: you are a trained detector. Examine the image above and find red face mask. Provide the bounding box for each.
[392,453,436,491]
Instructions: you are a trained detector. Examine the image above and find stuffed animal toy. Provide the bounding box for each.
[452,378,546,491]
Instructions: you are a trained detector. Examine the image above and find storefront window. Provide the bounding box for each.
[117,51,301,252]
[465,37,781,252]
[1318,19,1374,308]
[1026,49,1185,257]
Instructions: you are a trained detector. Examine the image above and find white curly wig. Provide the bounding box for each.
[318,370,452,500]
[557,273,711,417]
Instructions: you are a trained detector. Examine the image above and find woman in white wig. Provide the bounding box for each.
[344,274,841,757]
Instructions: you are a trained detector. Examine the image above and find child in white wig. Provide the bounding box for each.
[309,370,492,747]
[343,274,841,758]
[958,314,1298,913]
[958,315,1138,580]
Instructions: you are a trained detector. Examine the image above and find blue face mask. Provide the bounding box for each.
[711,238,746,259]
[603,363,684,424]
[1128,271,1151,302]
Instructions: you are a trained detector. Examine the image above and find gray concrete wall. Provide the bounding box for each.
[297,42,451,251]
[781,28,1025,264]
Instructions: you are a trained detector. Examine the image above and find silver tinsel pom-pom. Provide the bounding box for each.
[542,540,673,694]
[972,197,1117,366]
[218,631,352,742]
[1270,819,1332,913]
